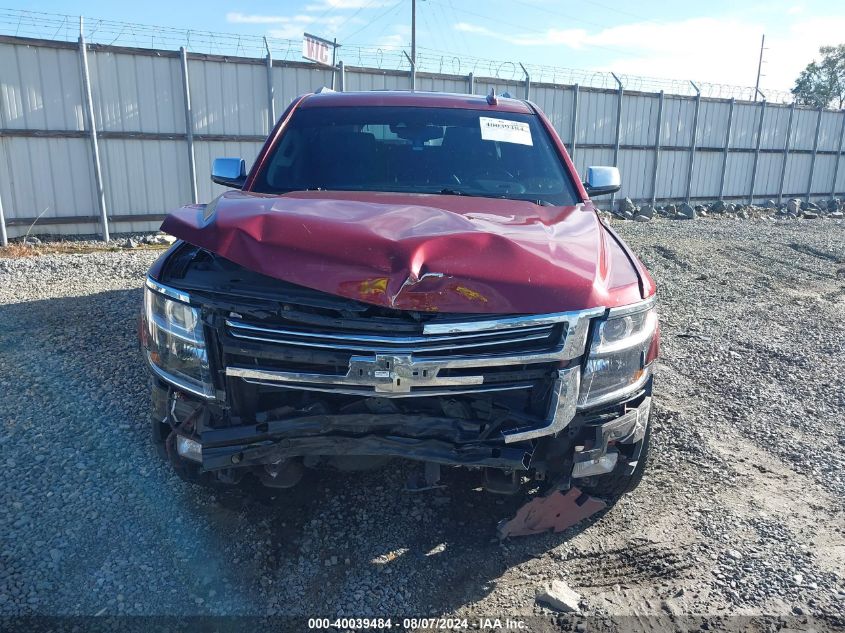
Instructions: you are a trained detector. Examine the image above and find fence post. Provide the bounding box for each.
[78,17,110,242]
[610,73,624,209]
[806,106,823,202]
[467,72,474,95]
[718,98,735,200]
[749,100,766,204]
[685,82,701,203]
[403,51,415,91]
[264,37,275,132]
[651,90,664,207]
[179,47,199,205]
[0,189,7,247]
[832,109,845,198]
[519,63,530,100]
[570,83,579,160]
[337,61,345,92]
[777,102,796,204]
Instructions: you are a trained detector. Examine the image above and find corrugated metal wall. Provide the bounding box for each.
[1,34,844,239]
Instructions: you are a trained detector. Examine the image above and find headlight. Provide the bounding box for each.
[142,277,213,398]
[578,299,657,409]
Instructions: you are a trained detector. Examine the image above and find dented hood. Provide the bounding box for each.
[160,190,645,314]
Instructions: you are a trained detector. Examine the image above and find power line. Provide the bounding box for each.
[342,2,404,44]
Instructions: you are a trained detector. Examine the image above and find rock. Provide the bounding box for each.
[664,203,677,215]
[22,236,42,246]
[829,211,844,219]
[763,199,777,209]
[619,197,637,214]
[711,200,727,213]
[802,201,820,211]
[536,580,581,614]
[634,214,650,222]
[826,198,841,212]
[802,211,818,219]
[786,198,801,214]
[678,203,696,220]
[727,549,743,560]
[638,204,655,219]
[121,238,138,249]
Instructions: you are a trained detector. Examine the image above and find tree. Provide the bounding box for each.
[792,44,845,109]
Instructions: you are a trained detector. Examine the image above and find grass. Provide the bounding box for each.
[0,241,170,259]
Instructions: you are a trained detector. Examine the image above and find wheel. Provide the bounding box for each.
[578,419,651,500]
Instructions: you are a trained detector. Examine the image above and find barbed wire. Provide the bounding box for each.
[0,8,795,103]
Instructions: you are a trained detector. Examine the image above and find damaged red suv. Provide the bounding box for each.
[140,90,658,503]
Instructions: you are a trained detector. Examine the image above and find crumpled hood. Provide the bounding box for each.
[160,190,645,314]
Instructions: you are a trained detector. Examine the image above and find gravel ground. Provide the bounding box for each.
[1,219,843,631]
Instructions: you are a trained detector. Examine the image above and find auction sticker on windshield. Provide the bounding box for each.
[479,117,533,146]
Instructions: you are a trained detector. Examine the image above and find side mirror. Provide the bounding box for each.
[211,157,247,189]
[584,166,621,197]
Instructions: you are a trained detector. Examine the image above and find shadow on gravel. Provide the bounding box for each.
[0,289,606,616]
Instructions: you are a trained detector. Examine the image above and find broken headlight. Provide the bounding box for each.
[142,277,213,398]
[578,299,657,409]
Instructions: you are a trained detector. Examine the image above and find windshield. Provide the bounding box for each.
[251,105,581,205]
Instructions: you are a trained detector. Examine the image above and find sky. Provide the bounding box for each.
[6,0,845,93]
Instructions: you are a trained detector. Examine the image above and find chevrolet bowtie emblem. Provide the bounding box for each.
[347,354,482,393]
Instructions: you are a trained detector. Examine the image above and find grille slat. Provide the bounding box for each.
[226,318,556,354]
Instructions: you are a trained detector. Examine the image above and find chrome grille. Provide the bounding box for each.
[223,308,603,398]
[226,318,560,357]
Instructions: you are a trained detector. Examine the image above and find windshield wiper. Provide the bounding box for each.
[432,187,475,196]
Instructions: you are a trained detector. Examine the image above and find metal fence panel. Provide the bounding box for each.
[723,152,754,197]
[273,64,332,113]
[99,138,190,215]
[753,153,782,198]
[730,103,761,149]
[531,84,573,139]
[89,50,183,133]
[616,149,654,201]
[1,136,96,220]
[1,34,844,239]
[811,154,836,192]
[696,99,731,147]
[817,111,842,151]
[690,151,722,199]
[656,150,691,199]
[189,58,269,136]
[783,153,812,194]
[574,90,616,145]
[620,94,658,146]
[760,104,790,150]
[660,97,695,147]
[791,108,820,150]
[0,42,85,131]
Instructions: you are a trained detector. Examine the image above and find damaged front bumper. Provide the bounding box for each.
[163,378,653,488]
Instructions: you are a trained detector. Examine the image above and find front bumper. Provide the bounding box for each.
[164,380,653,478]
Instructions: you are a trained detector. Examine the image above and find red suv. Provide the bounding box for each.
[140,90,658,503]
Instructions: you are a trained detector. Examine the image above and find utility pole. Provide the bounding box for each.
[754,34,765,101]
[411,0,416,65]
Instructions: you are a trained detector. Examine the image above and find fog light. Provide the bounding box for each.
[572,451,618,478]
[176,435,202,462]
